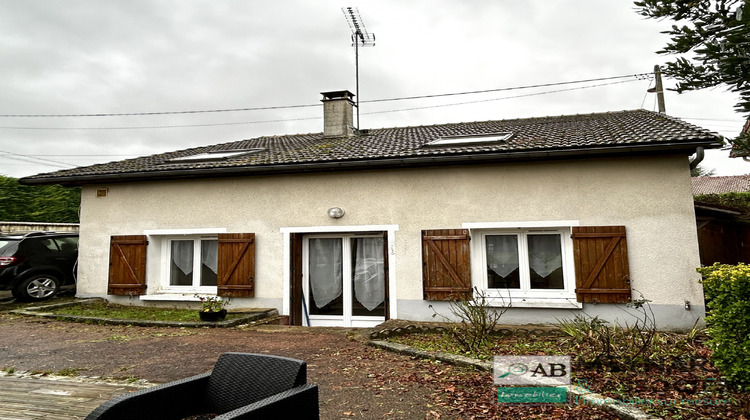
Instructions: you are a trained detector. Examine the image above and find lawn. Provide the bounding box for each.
[387,328,749,419]
[40,300,239,323]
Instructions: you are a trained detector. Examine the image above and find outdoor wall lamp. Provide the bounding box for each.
[327,207,345,219]
[685,300,691,310]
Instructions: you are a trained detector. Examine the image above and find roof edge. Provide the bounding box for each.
[20,139,716,187]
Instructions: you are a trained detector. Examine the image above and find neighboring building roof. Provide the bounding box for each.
[21,109,721,185]
[692,175,750,195]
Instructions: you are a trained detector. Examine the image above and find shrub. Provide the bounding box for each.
[557,294,657,371]
[697,263,750,390]
[430,287,509,354]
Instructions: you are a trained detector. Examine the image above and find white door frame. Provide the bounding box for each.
[304,234,388,327]
[280,225,399,326]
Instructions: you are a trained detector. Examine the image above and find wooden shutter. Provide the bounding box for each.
[422,229,472,300]
[108,235,147,296]
[572,226,631,303]
[218,233,255,298]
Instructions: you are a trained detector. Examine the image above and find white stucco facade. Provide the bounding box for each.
[76,153,705,330]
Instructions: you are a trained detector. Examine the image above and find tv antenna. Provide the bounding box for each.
[342,7,375,131]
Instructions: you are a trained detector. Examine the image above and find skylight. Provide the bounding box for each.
[425,132,513,147]
[168,149,264,163]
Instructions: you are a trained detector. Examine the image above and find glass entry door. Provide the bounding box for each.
[303,235,386,327]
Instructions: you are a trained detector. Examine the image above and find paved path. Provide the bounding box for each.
[0,375,147,420]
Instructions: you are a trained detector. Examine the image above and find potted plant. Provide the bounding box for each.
[195,294,229,322]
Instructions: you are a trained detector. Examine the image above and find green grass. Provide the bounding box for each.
[45,300,234,323]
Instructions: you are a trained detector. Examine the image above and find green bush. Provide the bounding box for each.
[698,263,750,390]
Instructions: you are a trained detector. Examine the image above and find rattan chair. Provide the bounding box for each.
[86,352,319,420]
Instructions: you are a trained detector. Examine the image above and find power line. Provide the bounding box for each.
[0,116,322,131]
[363,73,651,104]
[362,79,639,116]
[26,154,139,157]
[0,73,651,118]
[0,150,76,168]
[0,78,647,131]
[0,103,321,118]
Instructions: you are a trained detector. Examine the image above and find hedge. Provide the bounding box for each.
[698,263,750,390]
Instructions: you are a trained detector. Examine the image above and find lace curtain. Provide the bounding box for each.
[201,240,218,274]
[353,238,385,312]
[528,234,562,278]
[309,238,343,309]
[486,235,519,278]
[171,240,194,275]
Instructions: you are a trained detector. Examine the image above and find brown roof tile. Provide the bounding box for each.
[692,175,750,195]
[22,109,720,184]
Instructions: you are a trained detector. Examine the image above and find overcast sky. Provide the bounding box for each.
[0,0,747,179]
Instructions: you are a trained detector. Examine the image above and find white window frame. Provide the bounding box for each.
[164,237,219,290]
[464,221,582,309]
[142,228,226,300]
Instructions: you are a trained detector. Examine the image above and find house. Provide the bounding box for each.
[692,175,750,265]
[21,91,721,330]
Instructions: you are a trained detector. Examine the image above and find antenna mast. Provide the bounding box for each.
[342,7,375,131]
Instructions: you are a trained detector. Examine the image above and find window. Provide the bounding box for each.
[112,231,255,298]
[167,149,263,163]
[474,227,578,307]
[168,238,218,288]
[423,132,513,147]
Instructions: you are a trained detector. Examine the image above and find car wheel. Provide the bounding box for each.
[12,274,60,302]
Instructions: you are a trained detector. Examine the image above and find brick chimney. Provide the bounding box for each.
[321,90,355,138]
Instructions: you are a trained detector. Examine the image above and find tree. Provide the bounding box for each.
[691,163,717,177]
[635,0,750,153]
[0,175,80,223]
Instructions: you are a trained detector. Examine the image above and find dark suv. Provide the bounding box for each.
[0,232,79,302]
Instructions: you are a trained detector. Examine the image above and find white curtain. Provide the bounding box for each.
[486,235,519,278]
[353,238,385,312]
[528,235,562,278]
[201,240,218,274]
[309,238,343,309]
[171,240,194,275]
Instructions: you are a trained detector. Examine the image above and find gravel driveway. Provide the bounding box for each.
[0,295,616,419]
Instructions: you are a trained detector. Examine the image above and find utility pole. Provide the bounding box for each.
[652,65,666,113]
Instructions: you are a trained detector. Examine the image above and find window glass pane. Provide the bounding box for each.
[200,240,218,286]
[0,240,20,256]
[527,234,564,289]
[40,239,59,252]
[55,237,78,254]
[308,238,343,316]
[486,235,520,289]
[170,240,194,286]
[351,237,385,316]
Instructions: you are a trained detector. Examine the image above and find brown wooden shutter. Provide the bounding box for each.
[218,233,255,298]
[572,226,631,303]
[422,229,472,300]
[108,235,147,296]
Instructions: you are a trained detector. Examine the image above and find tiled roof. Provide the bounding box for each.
[692,175,750,195]
[22,109,720,184]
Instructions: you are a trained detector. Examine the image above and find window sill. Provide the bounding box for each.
[485,297,582,309]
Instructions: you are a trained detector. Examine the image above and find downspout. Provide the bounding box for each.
[689,146,705,170]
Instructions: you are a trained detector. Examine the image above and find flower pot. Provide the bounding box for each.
[199,309,227,322]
